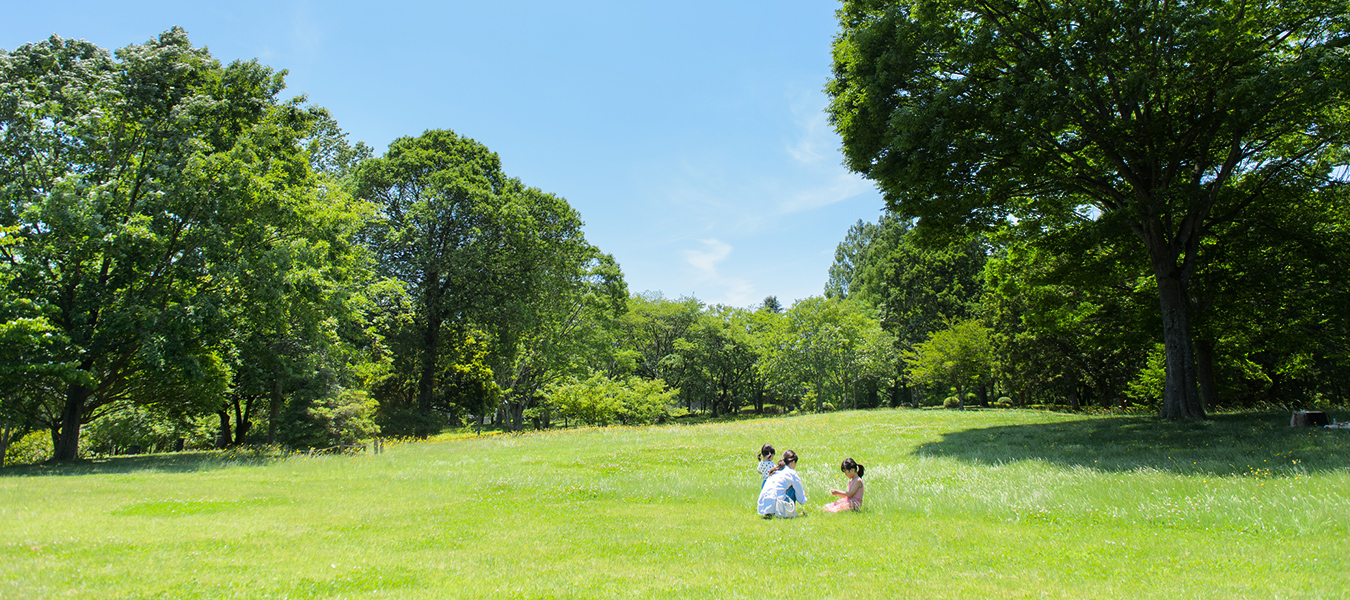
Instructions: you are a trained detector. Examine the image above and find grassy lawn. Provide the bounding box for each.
[2,408,1347,599]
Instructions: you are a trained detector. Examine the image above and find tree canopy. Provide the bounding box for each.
[828,0,1350,419]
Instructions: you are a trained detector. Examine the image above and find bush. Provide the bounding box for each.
[615,378,679,425]
[5,430,52,465]
[83,405,214,456]
[280,388,381,448]
[943,396,962,409]
[1126,343,1166,409]
[800,390,820,413]
[545,374,678,426]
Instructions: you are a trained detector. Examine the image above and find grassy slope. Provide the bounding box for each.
[1,409,1347,599]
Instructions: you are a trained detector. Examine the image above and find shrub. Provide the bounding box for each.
[615,377,679,425]
[545,375,678,426]
[943,396,962,409]
[801,390,820,413]
[83,405,214,456]
[1126,344,1166,409]
[280,388,381,448]
[5,430,52,465]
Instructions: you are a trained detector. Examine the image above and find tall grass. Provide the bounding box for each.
[1,409,1346,599]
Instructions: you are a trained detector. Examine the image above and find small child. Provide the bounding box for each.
[756,444,776,481]
[823,457,865,513]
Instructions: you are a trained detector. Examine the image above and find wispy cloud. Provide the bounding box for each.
[786,105,831,166]
[683,238,732,278]
[776,94,875,214]
[679,238,757,306]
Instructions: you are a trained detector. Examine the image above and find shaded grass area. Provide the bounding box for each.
[916,410,1350,476]
[1,409,1347,599]
[0,450,288,478]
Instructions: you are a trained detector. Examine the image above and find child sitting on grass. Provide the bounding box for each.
[823,457,865,513]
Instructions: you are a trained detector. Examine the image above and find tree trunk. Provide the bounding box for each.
[267,366,282,444]
[54,384,91,461]
[232,396,251,445]
[1134,217,1207,421]
[216,410,232,449]
[0,422,14,468]
[510,401,526,432]
[417,318,441,419]
[1155,271,1205,420]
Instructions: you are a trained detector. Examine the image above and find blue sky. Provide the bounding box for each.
[3,1,886,308]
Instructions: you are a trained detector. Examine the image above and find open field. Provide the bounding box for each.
[2,409,1348,599]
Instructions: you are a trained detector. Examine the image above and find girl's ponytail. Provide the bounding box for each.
[842,457,865,478]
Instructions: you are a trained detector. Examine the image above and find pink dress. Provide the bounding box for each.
[823,477,864,513]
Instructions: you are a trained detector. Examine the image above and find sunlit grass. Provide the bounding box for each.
[1,409,1347,598]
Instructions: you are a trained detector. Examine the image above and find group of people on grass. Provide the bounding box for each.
[754,444,865,518]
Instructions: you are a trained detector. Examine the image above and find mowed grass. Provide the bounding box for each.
[2,409,1348,599]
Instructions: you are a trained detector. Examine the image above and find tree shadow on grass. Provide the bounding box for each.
[911,411,1350,477]
[0,450,290,478]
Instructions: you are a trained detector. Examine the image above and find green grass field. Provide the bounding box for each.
[2,408,1348,599]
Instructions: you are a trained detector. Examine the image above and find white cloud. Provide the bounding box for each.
[678,238,758,307]
[777,169,875,214]
[776,93,876,214]
[786,105,831,166]
[682,238,732,278]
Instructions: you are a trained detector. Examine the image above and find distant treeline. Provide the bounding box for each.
[5,12,1349,465]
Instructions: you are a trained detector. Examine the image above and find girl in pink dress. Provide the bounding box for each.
[823,457,865,513]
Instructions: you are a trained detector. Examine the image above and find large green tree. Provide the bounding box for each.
[356,130,512,429]
[0,30,325,459]
[496,249,628,431]
[356,129,598,433]
[829,0,1350,419]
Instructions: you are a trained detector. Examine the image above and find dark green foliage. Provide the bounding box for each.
[853,220,987,349]
[824,219,880,300]
[1188,184,1350,407]
[829,0,1350,419]
[277,389,379,449]
[372,407,446,439]
[984,235,1156,408]
[83,405,215,456]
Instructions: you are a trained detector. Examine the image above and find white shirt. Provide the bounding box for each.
[757,465,807,515]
